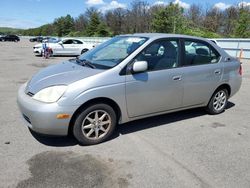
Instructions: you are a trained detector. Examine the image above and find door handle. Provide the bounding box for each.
[172,75,182,81]
[214,69,221,75]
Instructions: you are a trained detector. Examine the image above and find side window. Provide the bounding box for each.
[184,40,220,66]
[63,40,73,44]
[134,39,179,71]
[73,40,83,44]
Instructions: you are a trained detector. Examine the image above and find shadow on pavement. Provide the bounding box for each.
[29,129,78,147]
[114,101,235,137]
[30,102,235,147]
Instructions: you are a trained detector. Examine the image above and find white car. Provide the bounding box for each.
[33,38,95,56]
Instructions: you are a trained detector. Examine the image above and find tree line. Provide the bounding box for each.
[21,0,250,38]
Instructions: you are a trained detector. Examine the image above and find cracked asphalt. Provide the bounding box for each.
[0,39,250,188]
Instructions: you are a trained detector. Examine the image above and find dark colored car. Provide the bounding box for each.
[29,36,44,42]
[0,35,20,42]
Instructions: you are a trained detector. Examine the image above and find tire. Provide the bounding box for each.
[73,103,117,145]
[81,49,88,54]
[206,88,228,115]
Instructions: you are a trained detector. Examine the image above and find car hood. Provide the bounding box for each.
[34,43,42,48]
[34,43,56,48]
[25,61,104,94]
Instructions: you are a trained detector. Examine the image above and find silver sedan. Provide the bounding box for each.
[18,33,242,145]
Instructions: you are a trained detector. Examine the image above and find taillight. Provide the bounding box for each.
[239,63,242,76]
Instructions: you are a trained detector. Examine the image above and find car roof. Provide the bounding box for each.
[121,33,209,41]
[62,38,83,41]
[62,38,85,43]
[120,33,230,58]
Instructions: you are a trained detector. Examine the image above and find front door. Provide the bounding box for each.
[57,39,74,55]
[125,39,184,118]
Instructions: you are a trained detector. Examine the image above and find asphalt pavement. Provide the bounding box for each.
[0,39,250,188]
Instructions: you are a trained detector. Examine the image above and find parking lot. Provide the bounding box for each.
[0,39,250,188]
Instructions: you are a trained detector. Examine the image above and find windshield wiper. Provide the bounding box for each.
[75,57,96,69]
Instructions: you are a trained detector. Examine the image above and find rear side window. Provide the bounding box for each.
[184,40,220,66]
[73,40,83,44]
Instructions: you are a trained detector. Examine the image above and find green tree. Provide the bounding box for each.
[54,15,74,37]
[235,7,250,38]
[96,23,111,37]
[85,11,101,36]
[152,3,187,34]
[84,9,111,37]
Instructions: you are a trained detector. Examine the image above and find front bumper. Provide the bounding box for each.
[17,84,79,136]
[33,48,42,55]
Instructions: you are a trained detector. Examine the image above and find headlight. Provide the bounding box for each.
[33,85,67,103]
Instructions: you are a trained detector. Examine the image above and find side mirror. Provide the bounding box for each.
[58,41,63,45]
[132,61,148,73]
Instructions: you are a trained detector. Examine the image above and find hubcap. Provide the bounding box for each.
[213,90,227,111]
[81,110,111,140]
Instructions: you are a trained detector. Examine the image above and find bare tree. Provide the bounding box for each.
[203,7,223,33]
[105,8,127,35]
[187,4,203,27]
[128,0,151,33]
[74,14,88,32]
[222,6,238,36]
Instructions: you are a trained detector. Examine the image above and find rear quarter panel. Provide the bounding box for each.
[222,59,242,98]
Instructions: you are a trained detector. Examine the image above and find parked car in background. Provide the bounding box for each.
[42,37,59,43]
[0,35,5,41]
[0,34,20,42]
[18,33,242,145]
[33,38,94,56]
[29,36,44,42]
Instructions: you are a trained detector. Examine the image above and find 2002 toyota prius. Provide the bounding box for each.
[17,33,242,145]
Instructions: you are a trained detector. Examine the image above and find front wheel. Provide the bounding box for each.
[81,49,88,54]
[73,104,117,145]
[206,89,228,115]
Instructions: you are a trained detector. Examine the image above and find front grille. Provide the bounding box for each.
[23,114,31,124]
[27,92,34,97]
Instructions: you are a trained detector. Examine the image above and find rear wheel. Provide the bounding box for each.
[206,88,228,114]
[73,104,117,145]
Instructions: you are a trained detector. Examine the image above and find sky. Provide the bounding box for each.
[0,0,249,29]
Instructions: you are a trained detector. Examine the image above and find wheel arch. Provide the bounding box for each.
[81,48,89,54]
[68,97,122,135]
[207,83,231,106]
[215,84,231,97]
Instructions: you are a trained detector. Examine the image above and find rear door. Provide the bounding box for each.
[181,39,223,107]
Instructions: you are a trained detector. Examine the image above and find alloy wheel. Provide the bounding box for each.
[81,110,111,140]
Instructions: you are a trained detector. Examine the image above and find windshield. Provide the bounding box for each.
[43,38,60,43]
[79,36,148,69]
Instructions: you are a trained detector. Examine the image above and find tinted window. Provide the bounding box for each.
[184,40,220,66]
[63,40,74,44]
[133,39,180,71]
